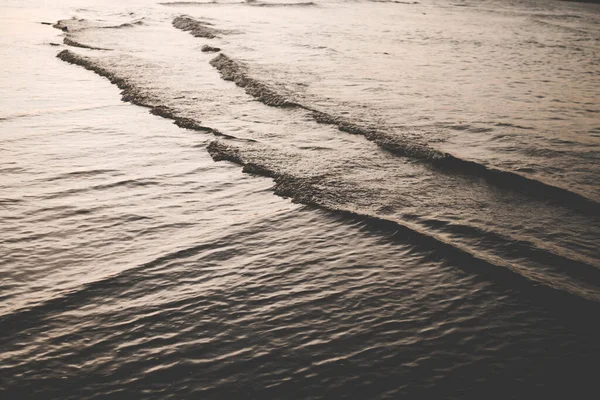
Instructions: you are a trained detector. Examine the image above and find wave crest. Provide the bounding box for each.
[208,52,600,216]
[173,16,225,39]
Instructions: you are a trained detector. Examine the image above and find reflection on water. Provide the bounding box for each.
[1,0,599,398]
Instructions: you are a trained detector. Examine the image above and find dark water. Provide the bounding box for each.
[1,0,599,398]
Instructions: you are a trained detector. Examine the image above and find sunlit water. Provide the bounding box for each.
[1,0,599,398]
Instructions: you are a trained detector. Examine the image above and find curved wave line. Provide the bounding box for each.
[54,48,600,305]
[207,140,600,304]
[208,53,599,216]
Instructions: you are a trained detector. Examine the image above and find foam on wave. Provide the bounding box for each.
[210,54,296,107]
[207,140,600,303]
[63,37,111,51]
[208,53,600,216]
[56,45,599,304]
[172,15,225,39]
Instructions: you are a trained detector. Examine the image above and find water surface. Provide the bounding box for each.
[1,0,599,398]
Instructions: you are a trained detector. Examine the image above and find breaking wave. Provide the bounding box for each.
[56,16,600,304]
[206,140,600,303]
[172,15,227,38]
[206,53,600,216]
[63,37,111,50]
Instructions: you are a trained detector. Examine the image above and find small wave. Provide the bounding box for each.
[149,106,241,140]
[210,54,296,107]
[370,0,419,4]
[40,179,159,200]
[0,104,117,121]
[208,53,600,216]
[161,0,316,6]
[53,18,143,33]
[0,166,23,173]
[160,1,241,6]
[92,179,158,190]
[206,140,600,303]
[56,48,600,217]
[532,18,593,36]
[57,50,139,101]
[0,198,23,206]
[56,51,254,143]
[56,49,599,216]
[63,37,111,51]
[0,242,218,344]
[43,169,119,183]
[56,49,167,109]
[561,0,600,4]
[173,16,225,39]
[202,44,221,52]
[55,48,600,304]
[246,1,317,7]
[444,124,494,133]
[53,18,86,32]
[56,50,252,141]
[494,122,535,130]
[151,106,212,131]
[441,122,534,132]
[101,20,144,29]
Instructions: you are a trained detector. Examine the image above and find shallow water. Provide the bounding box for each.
[1,0,599,398]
